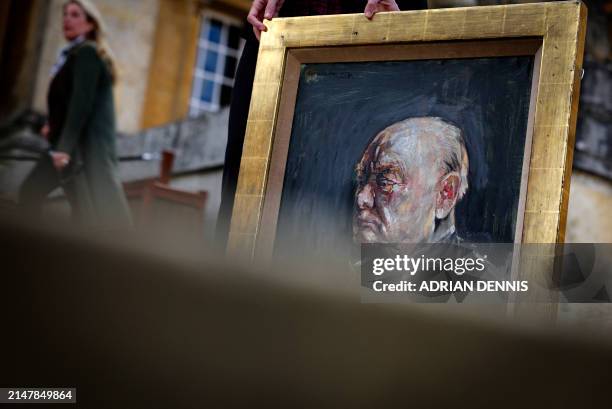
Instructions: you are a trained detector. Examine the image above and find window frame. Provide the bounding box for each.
[190,9,245,115]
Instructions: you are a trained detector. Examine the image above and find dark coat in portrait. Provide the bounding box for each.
[20,41,131,227]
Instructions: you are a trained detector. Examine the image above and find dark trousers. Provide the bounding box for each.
[215,1,428,249]
[19,155,94,224]
[215,37,259,248]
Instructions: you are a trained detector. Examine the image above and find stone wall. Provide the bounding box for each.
[116,108,229,182]
[575,59,612,179]
[574,0,612,180]
[0,108,228,200]
[140,0,200,129]
[566,170,612,243]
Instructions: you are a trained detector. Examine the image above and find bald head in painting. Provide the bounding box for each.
[354,117,469,244]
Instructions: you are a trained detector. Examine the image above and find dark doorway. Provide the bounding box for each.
[0,0,48,124]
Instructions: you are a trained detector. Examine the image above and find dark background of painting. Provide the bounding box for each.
[274,57,534,257]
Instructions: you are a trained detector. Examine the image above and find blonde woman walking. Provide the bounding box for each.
[20,0,131,228]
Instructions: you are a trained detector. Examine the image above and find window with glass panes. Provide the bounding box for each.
[190,12,243,115]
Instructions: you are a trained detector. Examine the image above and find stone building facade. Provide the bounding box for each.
[0,0,251,133]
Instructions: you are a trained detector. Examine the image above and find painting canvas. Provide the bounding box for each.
[274,57,534,258]
[227,2,587,261]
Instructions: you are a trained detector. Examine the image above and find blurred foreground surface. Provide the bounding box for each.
[2,214,612,408]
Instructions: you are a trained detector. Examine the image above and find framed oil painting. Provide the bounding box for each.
[227,1,587,262]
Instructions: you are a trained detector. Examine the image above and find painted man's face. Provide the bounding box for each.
[354,122,444,243]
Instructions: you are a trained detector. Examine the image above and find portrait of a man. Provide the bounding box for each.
[273,57,534,258]
[354,117,469,244]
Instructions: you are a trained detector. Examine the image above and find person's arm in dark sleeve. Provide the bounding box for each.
[396,0,428,10]
[364,0,428,18]
[56,45,102,155]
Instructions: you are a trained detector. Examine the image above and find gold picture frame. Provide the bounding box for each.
[227,1,587,260]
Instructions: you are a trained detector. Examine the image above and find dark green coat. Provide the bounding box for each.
[22,41,131,227]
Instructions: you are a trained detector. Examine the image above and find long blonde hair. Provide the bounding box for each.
[63,0,118,83]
